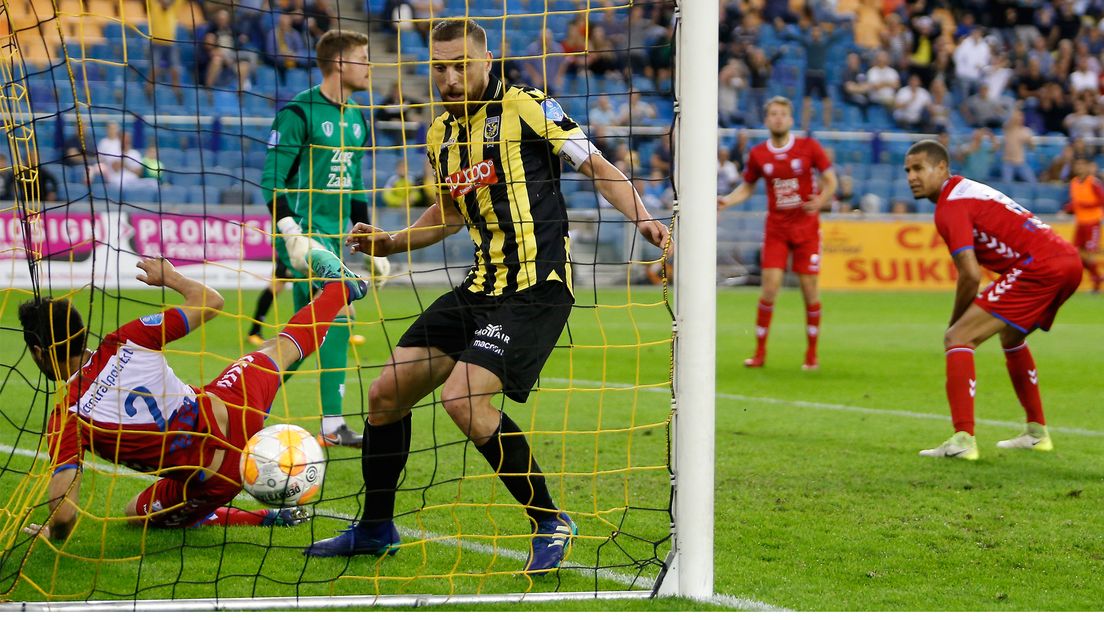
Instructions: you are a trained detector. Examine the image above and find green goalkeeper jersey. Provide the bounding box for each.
[261,85,370,248]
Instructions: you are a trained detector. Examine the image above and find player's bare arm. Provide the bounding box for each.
[949,248,983,326]
[578,153,669,249]
[717,181,755,211]
[347,193,464,256]
[24,466,81,541]
[804,169,838,213]
[136,257,224,329]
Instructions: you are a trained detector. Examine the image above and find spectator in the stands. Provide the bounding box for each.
[494,40,526,86]
[828,174,858,213]
[588,95,619,128]
[410,0,443,42]
[841,51,871,120]
[383,0,414,35]
[1070,55,1099,98]
[381,160,425,209]
[865,51,900,108]
[146,0,185,103]
[617,92,658,126]
[925,78,951,133]
[906,15,940,85]
[718,55,748,127]
[101,133,156,191]
[524,29,567,95]
[1027,35,1054,76]
[717,146,740,196]
[305,0,336,40]
[980,53,1014,102]
[1063,100,1100,141]
[1052,39,1075,82]
[265,12,311,73]
[141,145,164,180]
[96,122,122,165]
[587,26,624,80]
[892,73,931,131]
[952,27,990,102]
[1015,57,1049,104]
[961,83,1011,129]
[744,46,776,125]
[882,13,911,67]
[1040,143,1074,183]
[779,18,851,129]
[61,125,94,167]
[1000,109,1037,184]
[0,152,59,202]
[376,81,424,122]
[954,128,998,181]
[1038,82,1073,135]
[199,8,258,90]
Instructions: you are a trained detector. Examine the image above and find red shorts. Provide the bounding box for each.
[761,224,821,274]
[134,353,281,528]
[973,253,1083,334]
[1073,222,1101,253]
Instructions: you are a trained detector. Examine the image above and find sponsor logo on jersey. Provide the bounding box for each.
[445,159,499,198]
[484,116,501,140]
[267,130,280,148]
[542,99,565,122]
[322,121,334,137]
[140,313,163,326]
[764,163,774,176]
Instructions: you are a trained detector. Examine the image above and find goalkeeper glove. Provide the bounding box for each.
[365,254,391,290]
[277,216,319,273]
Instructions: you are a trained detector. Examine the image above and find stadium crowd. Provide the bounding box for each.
[718,0,1104,200]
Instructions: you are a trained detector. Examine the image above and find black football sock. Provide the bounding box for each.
[476,411,558,523]
[357,415,411,529]
[249,287,276,337]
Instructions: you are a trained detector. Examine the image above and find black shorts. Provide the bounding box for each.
[805,72,828,100]
[397,281,573,403]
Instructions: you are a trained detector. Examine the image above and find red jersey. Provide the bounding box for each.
[935,176,1077,274]
[743,134,832,229]
[47,309,216,474]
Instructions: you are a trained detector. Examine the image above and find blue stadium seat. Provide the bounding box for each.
[186,185,211,204]
[122,185,160,204]
[161,185,189,203]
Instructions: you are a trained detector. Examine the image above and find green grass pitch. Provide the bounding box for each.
[0,284,1102,610]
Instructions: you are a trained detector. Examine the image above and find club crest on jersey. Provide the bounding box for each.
[542,99,565,122]
[484,116,501,140]
[267,130,280,149]
[140,313,163,326]
[763,163,774,175]
[353,123,362,139]
[322,121,334,137]
[445,159,498,198]
[792,158,803,173]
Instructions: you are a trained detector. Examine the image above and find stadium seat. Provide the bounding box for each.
[160,185,189,203]
[122,184,159,204]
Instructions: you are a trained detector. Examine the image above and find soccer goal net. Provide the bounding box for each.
[0,0,714,608]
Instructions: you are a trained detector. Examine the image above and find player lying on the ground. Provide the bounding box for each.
[19,251,367,540]
[905,139,1082,460]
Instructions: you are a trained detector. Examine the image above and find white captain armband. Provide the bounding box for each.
[558,136,603,171]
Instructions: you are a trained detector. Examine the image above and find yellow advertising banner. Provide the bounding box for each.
[820,219,1079,291]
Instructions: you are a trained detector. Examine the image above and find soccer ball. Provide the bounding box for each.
[240,424,325,507]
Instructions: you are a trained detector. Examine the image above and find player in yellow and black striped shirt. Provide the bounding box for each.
[304,18,669,573]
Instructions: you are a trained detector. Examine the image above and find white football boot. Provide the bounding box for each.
[919,431,979,461]
[996,422,1053,452]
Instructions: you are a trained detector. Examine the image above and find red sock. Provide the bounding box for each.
[1084,257,1102,288]
[201,507,269,527]
[945,345,976,435]
[1004,343,1045,425]
[278,282,351,360]
[753,299,774,357]
[805,301,821,363]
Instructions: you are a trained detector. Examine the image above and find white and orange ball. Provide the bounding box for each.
[240,424,325,507]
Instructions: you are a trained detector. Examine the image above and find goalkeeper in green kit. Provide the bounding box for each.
[261,29,389,446]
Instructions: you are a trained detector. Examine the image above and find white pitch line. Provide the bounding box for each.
[0,443,781,611]
[542,377,1104,438]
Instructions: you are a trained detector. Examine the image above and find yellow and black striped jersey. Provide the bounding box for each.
[426,74,589,296]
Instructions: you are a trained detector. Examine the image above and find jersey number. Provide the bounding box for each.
[124,386,167,431]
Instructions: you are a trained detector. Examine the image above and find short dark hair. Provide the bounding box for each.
[430,18,487,50]
[906,139,949,166]
[19,297,86,361]
[315,30,370,76]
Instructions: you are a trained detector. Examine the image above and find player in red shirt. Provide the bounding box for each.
[717,96,838,370]
[904,140,1082,460]
[19,250,367,541]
